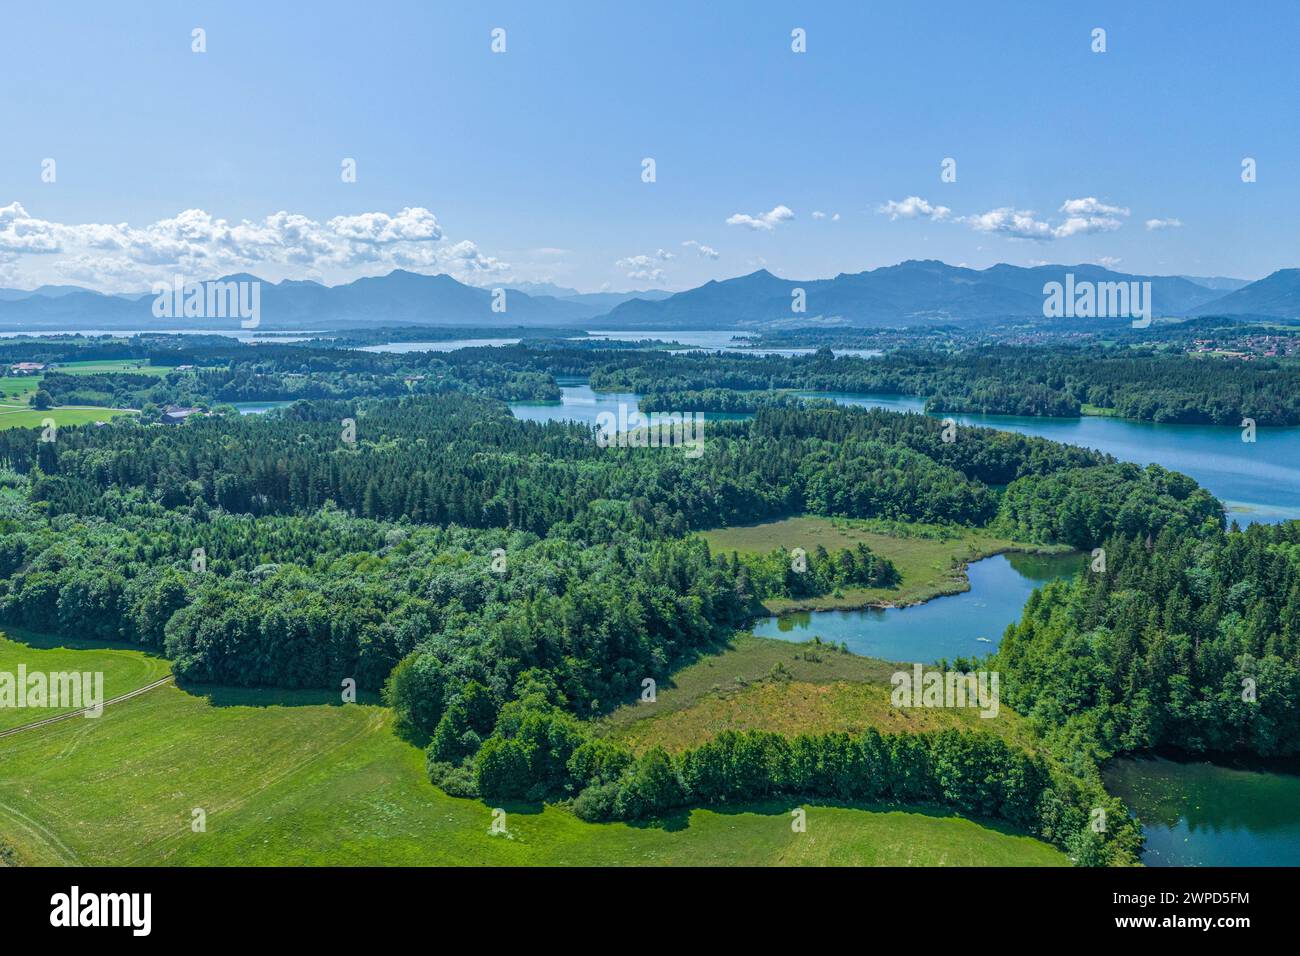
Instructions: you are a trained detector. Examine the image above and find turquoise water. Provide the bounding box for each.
[939,409,1300,526]
[1104,755,1300,866]
[806,391,1300,525]
[513,381,1300,866]
[511,384,748,432]
[512,385,1300,524]
[511,385,646,430]
[233,401,294,415]
[751,551,1083,664]
[510,385,1300,524]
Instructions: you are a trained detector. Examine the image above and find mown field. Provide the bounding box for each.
[0,406,136,431]
[597,634,1040,755]
[0,628,172,731]
[0,633,1067,867]
[48,359,172,377]
[700,515,1066,612]
[0,361,166,429]
[0,377,39,402]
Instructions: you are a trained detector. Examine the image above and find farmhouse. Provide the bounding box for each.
[161,404,203,424]
[8,361,47,375]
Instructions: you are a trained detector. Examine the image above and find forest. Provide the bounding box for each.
[581,346,1300,425]
[998,522,1300,764]
[0,336,1285,869]
[7,334,1300,426]
[0,371,1241,865]
[0,392,1217,549]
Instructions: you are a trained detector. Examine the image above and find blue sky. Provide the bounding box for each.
[1,0,1296,292]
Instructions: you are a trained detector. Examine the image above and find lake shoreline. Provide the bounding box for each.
[1106,746,1300,777]
[759,544,1078,616]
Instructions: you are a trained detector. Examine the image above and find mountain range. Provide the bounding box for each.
[598,261,1271,328]
[1,261,1297,332]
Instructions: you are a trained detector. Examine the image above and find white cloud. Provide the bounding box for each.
[880,194,1132,242]
[1051,198,1129,238]
[878,196,951,222]
[726,204,794,231]
[1051,215,1124,239]
[0,202,506,291]
[960,198,1127,241]
[1097,256,1123,269]
[1059,197,1130,217]
[0,201,62,253]
[811,211,840,221]
[615,252,671,283]
[960,207,1053,239]
[682,239,720,259]
[1145,217,1183,231]
[326,207,442,244]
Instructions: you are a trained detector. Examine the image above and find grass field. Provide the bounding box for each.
[597,633,895,734]
[598,634,1039,756]
[0,629,172,731]
[0,360,169,419]
[0,406,135,431]
[0,633,1067,867]
[700,515,1066,612]
[0,377,39,402]
[51,359,174,377]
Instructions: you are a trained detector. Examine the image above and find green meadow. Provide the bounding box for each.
[0,360,167,427]
[0,632,1067,867]
[700,515,1065,612]
[0,406,136,431]
[597,635,1039,757]
[0,377,40,402]
[48,359,172,376]
[0,629,171,731]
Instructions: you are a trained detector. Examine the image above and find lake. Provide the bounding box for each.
[512,384,1300,525]
[511,384,750,431]
[751,551,1084,663]
[233,401,294,415]
[1104,755,1300,866]
[511,384,645,430]
[581,330,882,358]
[803,391,1300,526]
[358,337,522,353]
[0,329,317,342]
[509,381,1300,865]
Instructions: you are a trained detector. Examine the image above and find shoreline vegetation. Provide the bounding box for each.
[0,333,1284,868]
[0,627,1067,867]
[4,332,1300,430]
[701,515,1075,615]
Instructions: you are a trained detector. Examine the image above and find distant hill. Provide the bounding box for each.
[1189,268,1300,320]
[1179,275,1252,293]
[0,270,603,331]
[2,263,1297,332]
[0,284,105,302]
[506,282,673,311]
[598,260,1229,328]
